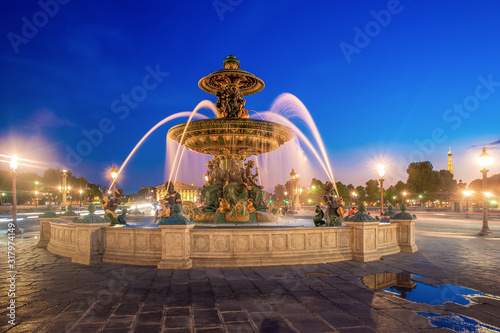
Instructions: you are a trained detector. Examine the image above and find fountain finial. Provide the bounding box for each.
[223,55,240,69]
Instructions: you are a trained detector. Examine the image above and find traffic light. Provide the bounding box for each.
[285,200,289,204]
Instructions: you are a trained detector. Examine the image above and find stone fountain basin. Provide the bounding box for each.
[167,118,294,159]
[41,217,418,268]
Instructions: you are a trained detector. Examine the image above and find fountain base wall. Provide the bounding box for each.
[43,218,415,268]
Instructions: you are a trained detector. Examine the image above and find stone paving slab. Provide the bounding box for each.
[1,230,500,332]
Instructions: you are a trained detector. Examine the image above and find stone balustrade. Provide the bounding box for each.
[44,218,417,269]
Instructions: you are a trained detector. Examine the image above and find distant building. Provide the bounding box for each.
[140,186,156,202]
[155,181,200,203]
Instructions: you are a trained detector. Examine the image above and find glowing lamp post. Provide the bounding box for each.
[377,163,385,216]
[352,191,358,206]
[10,155,22,234]
[290,169,299,210]
[79,189,83,207]
[477,147,493,236]
[61,169,69,206]
[1,192,5,206]
[402,191,407,205]
[110,165,118,198]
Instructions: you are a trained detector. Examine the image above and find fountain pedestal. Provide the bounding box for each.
[345,221,381,262]
[158,224,195,269]
[391,218,418,253]
[72,222,109,265]
[37,217,59,247]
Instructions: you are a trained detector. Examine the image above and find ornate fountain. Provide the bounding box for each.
[167,55,294,223]
[41,56,418,268]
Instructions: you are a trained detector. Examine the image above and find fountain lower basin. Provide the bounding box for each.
[41,216,417,268]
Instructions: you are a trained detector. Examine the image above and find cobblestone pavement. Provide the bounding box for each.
[1,227,500,332]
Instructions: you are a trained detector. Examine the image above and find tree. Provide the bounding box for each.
[365,179,379,205]
[355,185,366,203]
[309,178,325,204]
[470,173,500,195]
[274,184,285,203]
[336,181,350,202]
[384,185,397,204]
[406,161,439,196]
[436,170,457,202]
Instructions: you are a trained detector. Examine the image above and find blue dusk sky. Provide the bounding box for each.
[0,0,499,193]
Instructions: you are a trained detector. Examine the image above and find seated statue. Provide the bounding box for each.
[323,182,345,226]
[103,189,125,225]
[244,159,266,211]
[200,160,213,205]
[155,182,182,222]
[203,157,226,210]
[223,158,248,207]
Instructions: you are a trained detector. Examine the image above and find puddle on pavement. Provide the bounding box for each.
[418,312,500,332]
[362,273,500,332]
[361,273,483,306]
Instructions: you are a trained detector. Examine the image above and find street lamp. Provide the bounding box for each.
[477,147,493,236]
[35,190,39,208]
[352,191,358,205]
[61,169,69,207]
[110,165,118,197]
[402,191,407,205]
[1,192,5,206]
[79,189,83,207]
[10,155,22,234]
[462,190,473,218]
[377,163,385,216]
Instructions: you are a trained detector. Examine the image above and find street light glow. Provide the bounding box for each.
[478,147,493,168]
[110,165,118,180]
[484,192,493,198]
[377,163,385,178]
[10,155,19,171]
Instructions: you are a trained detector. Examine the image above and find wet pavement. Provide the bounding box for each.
[1,218,500,332]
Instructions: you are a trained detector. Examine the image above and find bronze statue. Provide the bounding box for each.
[203,157,226,210]
[313,205,325,226]
[217,198,230,214]
[244,159,266,211]
[155,182,182,222]
[323,182,344,226]
[223,158,248,206]
[200,160,214,205]
[103,189,125,225]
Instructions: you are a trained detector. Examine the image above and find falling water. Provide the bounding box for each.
[268,93,336,184]
[166,100,218,189]
[109,100,216,189]
[112,94,337,196]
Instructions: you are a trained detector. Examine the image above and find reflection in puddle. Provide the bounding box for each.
[418,312,500,332]
[362,273,483,306]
